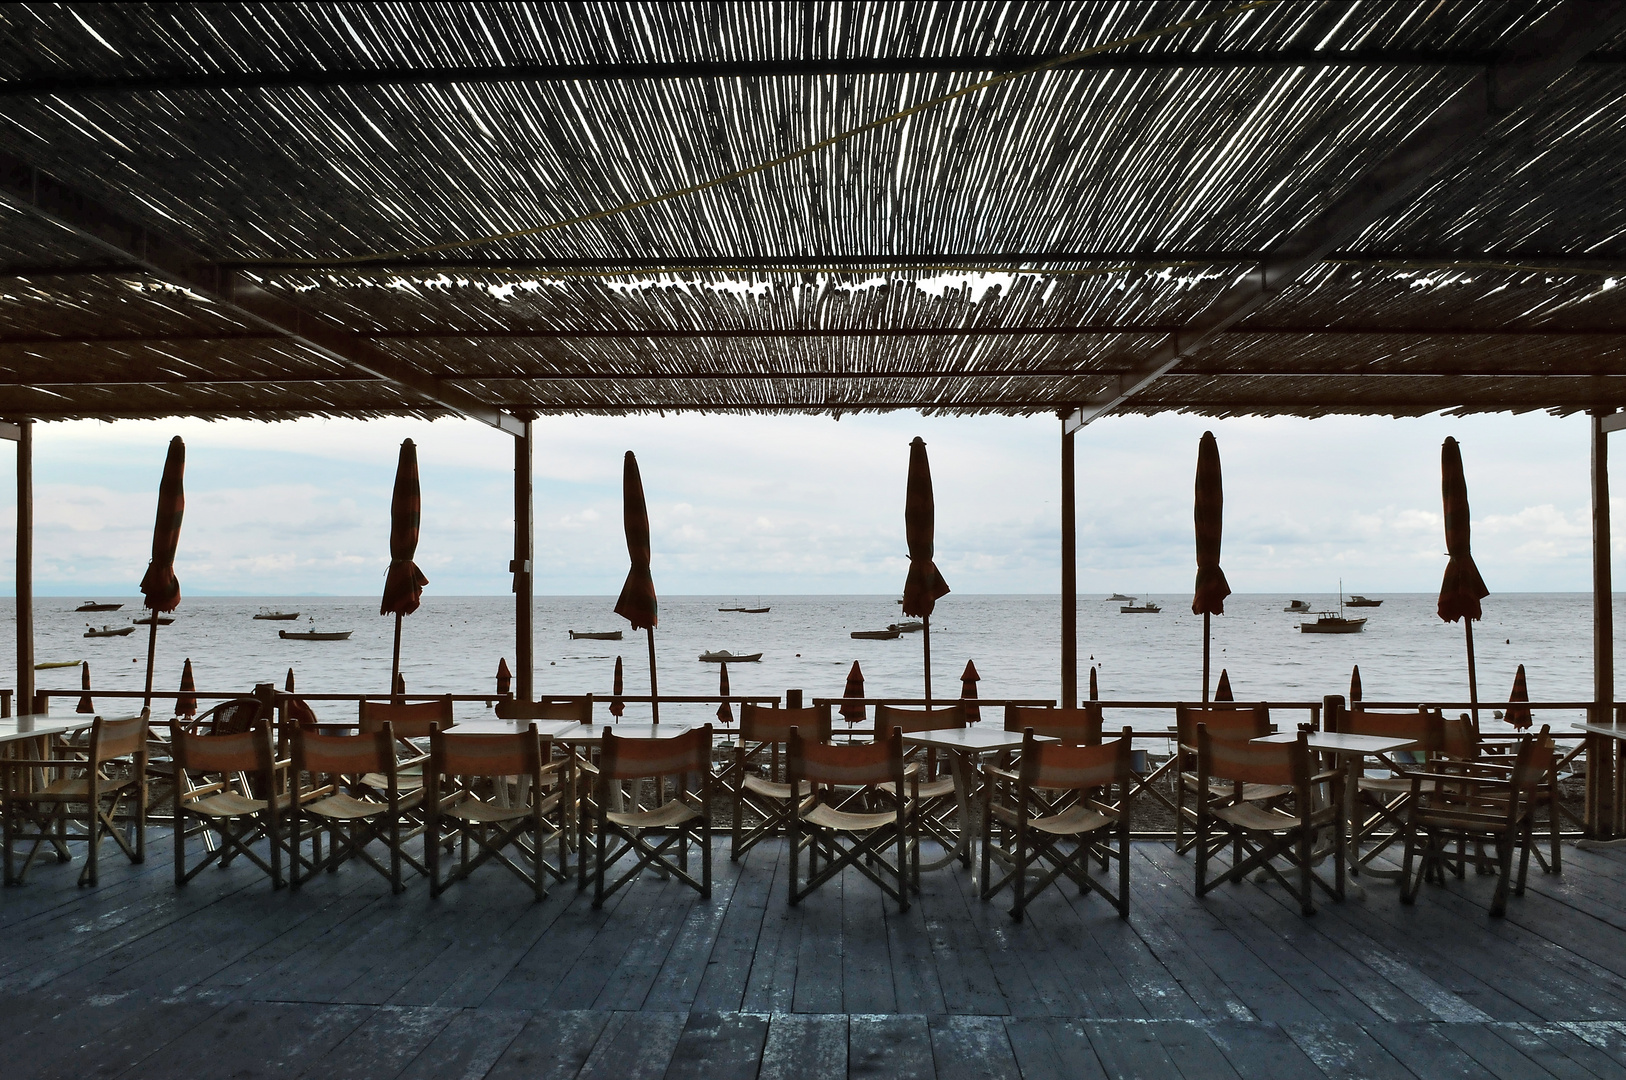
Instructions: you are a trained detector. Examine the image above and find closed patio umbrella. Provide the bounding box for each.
[77,661,93,714]
[177,658,196,718]
[614,452,661,722]
[841,661,866,725]
[496,658,512,698]
[1350,665,1363,705]
[610,655,625,720]
[1089,665,1099,703]
[1214,669,1233,702]
[381,440,429,696]
[901,437,951,702]
[1192,432,1231,704]
[1438,437,1490,719]
[1507,664,1532,730]
[960,659,980,722]
[717,661,732,725]
[139,436,185,709]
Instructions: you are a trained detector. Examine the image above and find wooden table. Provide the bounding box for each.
[1254,730,1417,880]
[903,727,1056,872]
[1574,722,1626,840]
[1,714,139,866]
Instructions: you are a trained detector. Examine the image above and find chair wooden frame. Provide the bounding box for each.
[495,697,593,723]
[290,722,424,892]
[874,703,967,865]
[1399,725,1556,917]
[4,714,149,887]
[1340,708,1443,874]
[358,696,451,796]
[730,703,830,861]
[787,726,915,911]
[172,720,285,888]
[1195,726,1344,916]
[981,727,1133,921]
[1003,704,1104,744]
[582,724,714,907]
[426,724,560,902]
[1175,704,1287,854]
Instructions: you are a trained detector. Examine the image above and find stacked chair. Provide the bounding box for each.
[1339,706,1444,876]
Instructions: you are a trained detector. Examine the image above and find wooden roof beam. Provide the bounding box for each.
[1065,0,1626,434]
[4,51,1624,97]
[0,152,525,437]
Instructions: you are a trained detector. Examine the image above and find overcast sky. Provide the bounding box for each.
[0,409,1605,597]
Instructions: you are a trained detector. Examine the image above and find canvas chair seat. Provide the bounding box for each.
[1174,704,1279,855]
[740,774,810,801]
[172,721,285,888]
[902,770,956,801]
[428,726,562,901]
[1028,803,1116,836]
[878,703,971,868]
[730,704,832,861]
[446,790,557,824]
[188,790,269,818]
[302,792,390,821]
[1212,802,1309,832]
[802,802,902,832]
[607,798,701,830]
[15,772,135,802]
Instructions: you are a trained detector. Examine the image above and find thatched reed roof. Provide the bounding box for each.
[2,2,1624,430]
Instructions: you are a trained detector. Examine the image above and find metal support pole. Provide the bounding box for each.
[1061,417,1077,708]
[15,419,32,717]
[1592,411,1615,835]
[513,415,535,702]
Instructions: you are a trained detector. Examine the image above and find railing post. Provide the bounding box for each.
[513,413,535,703]
[787,688,803,710]
[15,418,32,720]
[1589,411,1615,835]
[1322,695,1344,733]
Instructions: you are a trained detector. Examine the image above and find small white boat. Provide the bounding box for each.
[253,608,301,621]
[84,624,135,638]
[1108,593,1135,602]
[1285,600,1312,613]
[888,620,924,633]
[700,650,762,662]
[1299,614,1367,634]
[1345,595,1383,607]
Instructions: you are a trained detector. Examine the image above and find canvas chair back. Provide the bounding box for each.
[432,727,542,778]
[1020,730,1128,790]
[1510,725,1557,797]
[295,724,395,779]
[791,727,904,788]
[875,702,968,734]
[184,697,265,736]
[360,696,454,740]
[173,723,272,776]
[601,726,712,781]
[1005,704,1102,744]
[496,697,593,722]
[1343,708,1442,750]
[90,714,149,764]
[1441,715,1480,761]
[1177,704,1270,746]
[740,703,832,745]
[1198,726,1301,788]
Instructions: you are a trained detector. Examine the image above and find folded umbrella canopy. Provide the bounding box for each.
[610,655,625,719]
[960,659,981,722]
[1349,664,1363,705]
[841,661,866,724]
[1088,665,1099,703]
[140,436,185,708]
[177,658,196,718]
[381,440,429,696]
[1192,431,1230,704]
[1507,664,1532,730]
[1438,436,1490,717]
[77,661,93,714]
[614,452,661,722]
[1214,669,1233,702]
[496,658,513,698]
[902,437,951,701]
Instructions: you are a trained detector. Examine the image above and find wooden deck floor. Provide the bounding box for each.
[4,834,1626,1078]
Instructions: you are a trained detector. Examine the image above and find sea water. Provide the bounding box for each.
[1,593,1616,735]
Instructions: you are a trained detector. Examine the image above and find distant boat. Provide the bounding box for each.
[570,630,623,640]
[34,660,83,670]
[280,629,353,641]
[1108,593,1135,602]
[75,601,121,612]
[888,620,924,633]
[1284,600,1312,613]
[1345,595,1383,607]
[253,608,301,621]
[700,650,762,662]
[719,606,771,613]
[1120,602,1161,614]
[1299,614,1367,634]
[851,629,902,640]
[132,615,174,626]
[84,624,135,638]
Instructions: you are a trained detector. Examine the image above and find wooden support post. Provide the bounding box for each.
[513,414,535,703]
[1591,411,1615,835]
[15,419,32,719]
[1061,417,1077,708]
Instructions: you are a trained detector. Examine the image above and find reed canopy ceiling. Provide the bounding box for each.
[2,1,1626,431]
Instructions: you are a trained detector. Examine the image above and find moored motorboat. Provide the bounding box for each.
[570,630,623,640]
[700,650,762,662]
[1108,593,1135,602]
[888,620,924,633]
[1345,595,1383,607]
[1120,602,1161,614]
[75,601,122,612]
[851,628,902,640]
[84,624,135,638]
[1298,613,1367,634]
[132,615,174,625]
[253,608,301,620]
[1285,599,1311,613]
[280,629,353,641]
[34,660,83,670]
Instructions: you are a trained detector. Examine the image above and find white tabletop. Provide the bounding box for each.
[1253,731,1416,755]
[1574,722,1626,740]
[0,713,135,745]
[442,719,579,737]
[555,722,696,743]
[903,727,1058,753]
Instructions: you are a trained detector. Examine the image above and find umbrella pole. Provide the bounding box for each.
[142,617,159,711]
[391,612,403,700]
[647,627,660,725]
[1203,612,1211,705]
[1465,619,1480,726]
[923,615,932,705]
